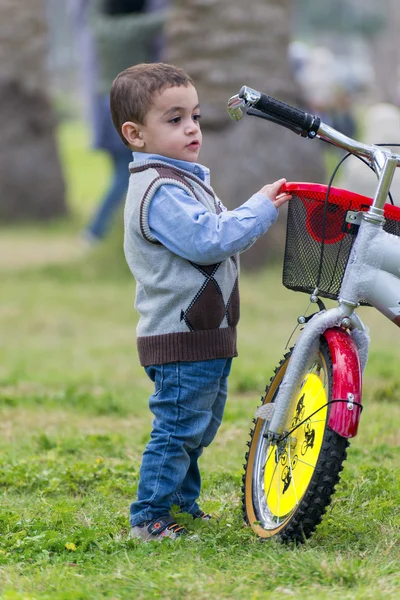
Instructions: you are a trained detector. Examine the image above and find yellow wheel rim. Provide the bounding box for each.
[264,373,327,518]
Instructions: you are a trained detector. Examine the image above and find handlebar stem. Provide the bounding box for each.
[318,122,399,215]
[369,156,398,217]
[229,86,400,212]
[317,122,374,160]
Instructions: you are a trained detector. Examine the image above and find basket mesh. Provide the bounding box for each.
[283,185,400,301]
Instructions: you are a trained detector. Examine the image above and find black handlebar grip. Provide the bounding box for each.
[239,87,319,135]
[256,93,316,132]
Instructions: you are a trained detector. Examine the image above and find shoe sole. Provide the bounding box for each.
[130,527,199,542]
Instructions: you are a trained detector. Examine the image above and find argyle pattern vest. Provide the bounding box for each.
[124,159,240,366]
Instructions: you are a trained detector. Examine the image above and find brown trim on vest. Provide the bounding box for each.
[154,166,194,188]
[134,164,213,241]
[130,164,156,174]
[138,171,195,242]
[181,171,222,214]
[134,164,203,242]
[154,166,203,203]
[139,178,162,243]
[226,276,240,327]
[130,161,216,200]
[137,327,238,366]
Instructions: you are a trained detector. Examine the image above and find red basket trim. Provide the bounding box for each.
[284,181,400,222]
[283,182,373,204]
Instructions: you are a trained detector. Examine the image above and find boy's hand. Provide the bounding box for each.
[259,178,292,208]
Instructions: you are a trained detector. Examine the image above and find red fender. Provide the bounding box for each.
[323,327,362,438]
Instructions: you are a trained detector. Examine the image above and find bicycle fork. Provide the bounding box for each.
[257,304,366,441]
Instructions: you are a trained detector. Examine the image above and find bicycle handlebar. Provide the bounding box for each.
[227,85,400,167]
[227,85,400,213]
[238,86,321,138]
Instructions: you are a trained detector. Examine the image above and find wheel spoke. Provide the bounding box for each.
[309,385,326,404]
[264,445,280,502]
[276,456,281,525]
[296,457,317,469]
[295,386,327,426]
[287,441,299,507]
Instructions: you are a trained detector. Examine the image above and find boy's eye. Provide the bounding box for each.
[193,114,201,122]
[169,116,181,124]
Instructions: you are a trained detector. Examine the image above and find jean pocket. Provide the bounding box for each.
[145,364,164,396]
[153,365,164,396]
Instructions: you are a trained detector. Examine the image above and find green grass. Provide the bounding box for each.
[1,120,400,599]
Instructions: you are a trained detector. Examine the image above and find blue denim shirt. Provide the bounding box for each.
[132,152,278,264]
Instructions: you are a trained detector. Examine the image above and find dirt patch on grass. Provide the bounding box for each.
[0,235,85,270]
[0,406,147,445]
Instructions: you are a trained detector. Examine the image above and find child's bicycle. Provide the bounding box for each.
[227,86,400,543]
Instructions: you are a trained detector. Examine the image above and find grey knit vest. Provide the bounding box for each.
[124,160,240,366]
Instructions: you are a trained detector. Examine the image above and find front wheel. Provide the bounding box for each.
[242,339,349,543]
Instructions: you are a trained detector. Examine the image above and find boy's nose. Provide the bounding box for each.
[186,120,199,134]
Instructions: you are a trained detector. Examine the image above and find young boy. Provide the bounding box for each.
[110,62,291,542]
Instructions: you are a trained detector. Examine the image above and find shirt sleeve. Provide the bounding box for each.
[147,184,278,265]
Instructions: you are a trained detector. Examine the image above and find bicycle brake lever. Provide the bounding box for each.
[246,107,309,137]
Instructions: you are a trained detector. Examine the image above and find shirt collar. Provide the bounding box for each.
[132,152,210,184]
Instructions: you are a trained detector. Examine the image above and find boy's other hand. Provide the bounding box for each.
[259,178,292,208]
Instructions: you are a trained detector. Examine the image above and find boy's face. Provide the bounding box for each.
[124,84,202,162]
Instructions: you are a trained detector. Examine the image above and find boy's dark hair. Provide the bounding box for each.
[110,63,194,147]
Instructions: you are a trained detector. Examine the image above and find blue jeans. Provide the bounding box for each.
[86,148,132,240]
[130,358,233,526]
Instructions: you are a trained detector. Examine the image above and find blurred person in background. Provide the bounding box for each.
[69,0,167,244]
[289,42,357,140]
[340,102,400,202]
[331,86,357,139]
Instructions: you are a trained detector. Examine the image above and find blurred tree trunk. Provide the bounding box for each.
[0,0,66,221]
[167,0,325,267]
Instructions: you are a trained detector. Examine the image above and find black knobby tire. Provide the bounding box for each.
[242,340,349,543]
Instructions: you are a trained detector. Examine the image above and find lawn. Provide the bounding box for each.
[0,121,399,599]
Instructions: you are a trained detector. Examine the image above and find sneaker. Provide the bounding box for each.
[130,515,190,542]
[192,509,212,521]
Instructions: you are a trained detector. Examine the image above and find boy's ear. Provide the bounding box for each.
[121,121,144,148]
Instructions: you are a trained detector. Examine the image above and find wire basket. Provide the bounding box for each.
[282,183,400,301]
